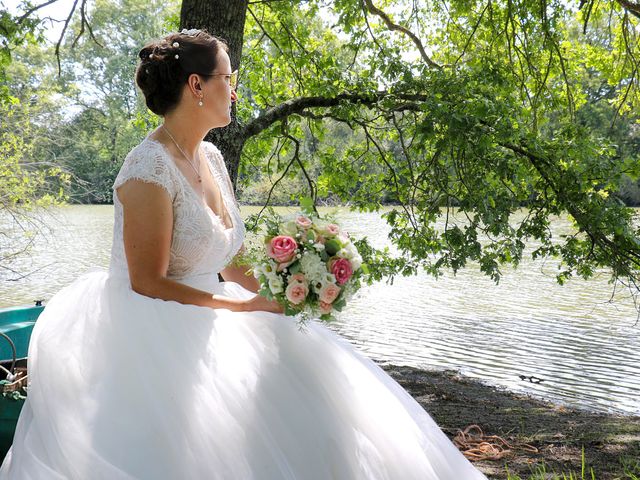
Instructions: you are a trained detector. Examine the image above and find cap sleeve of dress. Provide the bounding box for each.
[113,141,177,199]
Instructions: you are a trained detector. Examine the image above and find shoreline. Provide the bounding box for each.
[381,363,640,480]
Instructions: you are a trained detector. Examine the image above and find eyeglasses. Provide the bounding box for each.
[202,70,238,90]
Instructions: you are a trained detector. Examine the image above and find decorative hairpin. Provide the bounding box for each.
[172,42,179,48]
[180,28,201,36]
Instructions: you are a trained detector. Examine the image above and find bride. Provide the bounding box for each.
[0,30,487,479]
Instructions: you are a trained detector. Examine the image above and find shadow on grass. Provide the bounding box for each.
[381,364,640,480]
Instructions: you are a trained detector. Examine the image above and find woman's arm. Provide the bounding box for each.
[117,180,280,313]
[220,245,260,293]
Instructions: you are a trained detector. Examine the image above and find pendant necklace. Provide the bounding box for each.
[162,125,203,189]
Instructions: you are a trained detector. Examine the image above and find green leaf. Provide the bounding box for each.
[300,196,315,215]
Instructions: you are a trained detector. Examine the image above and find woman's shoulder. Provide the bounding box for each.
[113,137,177,195]
[124,137,169,165]
[201,141,223,160]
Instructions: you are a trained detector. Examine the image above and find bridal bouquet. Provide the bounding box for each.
[252,209,367,322]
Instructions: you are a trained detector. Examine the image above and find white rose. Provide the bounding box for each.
[336,242,362,270]
[268,276,284,294]
[337,233,350,245]
[314,219,329,230]
[280,220,298,237]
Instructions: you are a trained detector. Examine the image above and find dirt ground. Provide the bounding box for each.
[382,364,640,480]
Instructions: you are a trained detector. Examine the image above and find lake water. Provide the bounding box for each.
[1,205,639,415]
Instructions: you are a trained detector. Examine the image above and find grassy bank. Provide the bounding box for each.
[381,364,640,480]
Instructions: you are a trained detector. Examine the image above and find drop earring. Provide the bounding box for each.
[198,96,204,107]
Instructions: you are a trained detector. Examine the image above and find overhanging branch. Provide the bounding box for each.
[241,91,429,139]
[615,0,640,19]
[501,141,640,271]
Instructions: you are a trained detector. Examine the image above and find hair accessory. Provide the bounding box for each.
[175,54,179,59]
[181,28,201,36]
[172,42,179,48]
[149,53,154,59]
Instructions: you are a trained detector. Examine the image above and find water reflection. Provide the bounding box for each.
[0,205,638,414]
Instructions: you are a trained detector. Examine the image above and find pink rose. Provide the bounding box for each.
[290,273,307,284]
[285,281,309,305]
[295,215,313,229]
[319,283,340,304]
[267,236,298,263]
[325,224,340,236]
[319,301,332,315]
[329,257,353,285]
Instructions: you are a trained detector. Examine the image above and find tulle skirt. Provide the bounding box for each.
[0,271,486,479]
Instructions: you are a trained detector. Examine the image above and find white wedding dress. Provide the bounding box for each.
[0,137,487,479]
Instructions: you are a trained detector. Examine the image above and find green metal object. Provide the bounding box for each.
[0,303,41,460]
[0,303,41,361]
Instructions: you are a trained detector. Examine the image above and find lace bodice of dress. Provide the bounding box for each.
[109,137,245,280]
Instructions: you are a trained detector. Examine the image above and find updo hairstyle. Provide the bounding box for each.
[136,29,229,116]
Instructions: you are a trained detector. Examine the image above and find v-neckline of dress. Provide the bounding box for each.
[145,137,234,232]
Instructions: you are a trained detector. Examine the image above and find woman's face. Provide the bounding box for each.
[201,49,237,128]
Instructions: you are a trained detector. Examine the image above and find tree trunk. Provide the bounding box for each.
[180,0,249,188]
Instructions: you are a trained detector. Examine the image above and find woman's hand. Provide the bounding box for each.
[244,294,284,314]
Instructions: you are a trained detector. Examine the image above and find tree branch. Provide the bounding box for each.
[242,91,429,139]
[282,131,318,212]
[501,141,640,271]
[615,0,640,19]
[54,0,79,74]
[453,1,491,66]
[16,0,59,24]
[361,0,441,69]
